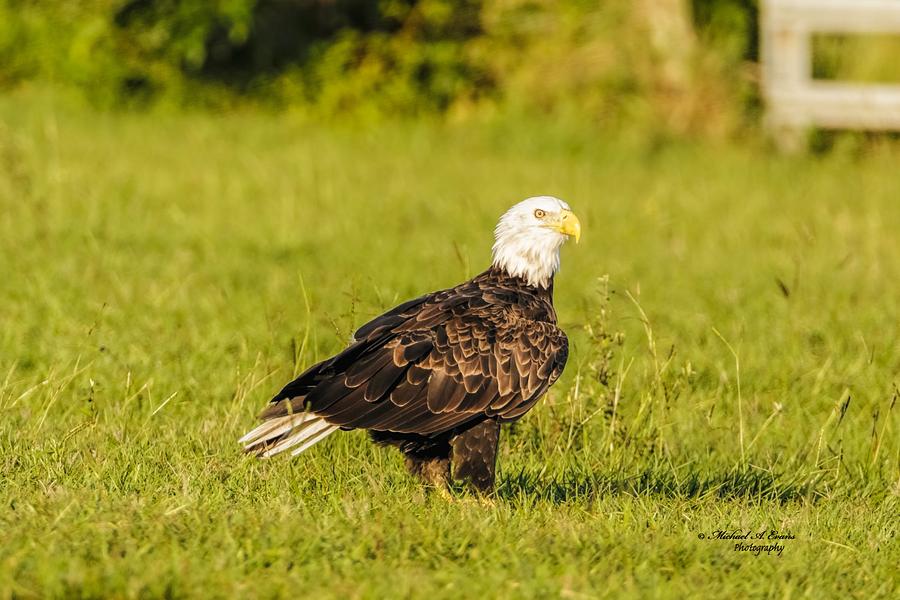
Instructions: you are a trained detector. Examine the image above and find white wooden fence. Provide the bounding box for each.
[762,0,900,144]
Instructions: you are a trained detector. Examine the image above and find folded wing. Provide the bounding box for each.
[243,279,568,456]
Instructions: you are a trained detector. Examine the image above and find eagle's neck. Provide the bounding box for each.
[478,266,557,324]
[491,231,562,289]
[483,265,554,299]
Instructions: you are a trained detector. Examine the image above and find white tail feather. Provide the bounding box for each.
[290,423,339,456]
[238,412,316,446]
[260,419,334,457]
[240,412,339,457]
[238,413,306,447]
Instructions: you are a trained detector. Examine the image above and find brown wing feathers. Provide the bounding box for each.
[260,269,568,439]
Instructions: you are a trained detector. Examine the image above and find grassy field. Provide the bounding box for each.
[1,92,898,598]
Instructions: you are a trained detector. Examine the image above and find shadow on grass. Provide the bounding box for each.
[496,466,823,505]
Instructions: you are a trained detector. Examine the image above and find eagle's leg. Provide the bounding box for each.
[450,419,501,493]
[404,454,450,488]
[369,431,451,488]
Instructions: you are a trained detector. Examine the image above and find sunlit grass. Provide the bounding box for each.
[0,92,898,598]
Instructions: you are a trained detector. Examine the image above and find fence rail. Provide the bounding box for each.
[761,0,900,145]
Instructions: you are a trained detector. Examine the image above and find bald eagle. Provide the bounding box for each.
[240,197,581,493]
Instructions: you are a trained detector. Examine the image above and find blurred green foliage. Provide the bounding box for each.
[0,0,490,113]
[813,33,900,83]
[691,0,758,62]
[2,0,898,129]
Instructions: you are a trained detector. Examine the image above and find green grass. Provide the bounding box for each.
[1,91,898,598]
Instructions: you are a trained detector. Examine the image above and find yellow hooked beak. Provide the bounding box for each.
[553,209,582,243]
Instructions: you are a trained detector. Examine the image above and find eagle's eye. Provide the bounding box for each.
[533,209,546,219]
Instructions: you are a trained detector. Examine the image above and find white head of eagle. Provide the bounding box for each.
[491,196,581,289]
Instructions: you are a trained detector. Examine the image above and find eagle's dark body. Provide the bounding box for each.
[248,265,569,492]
